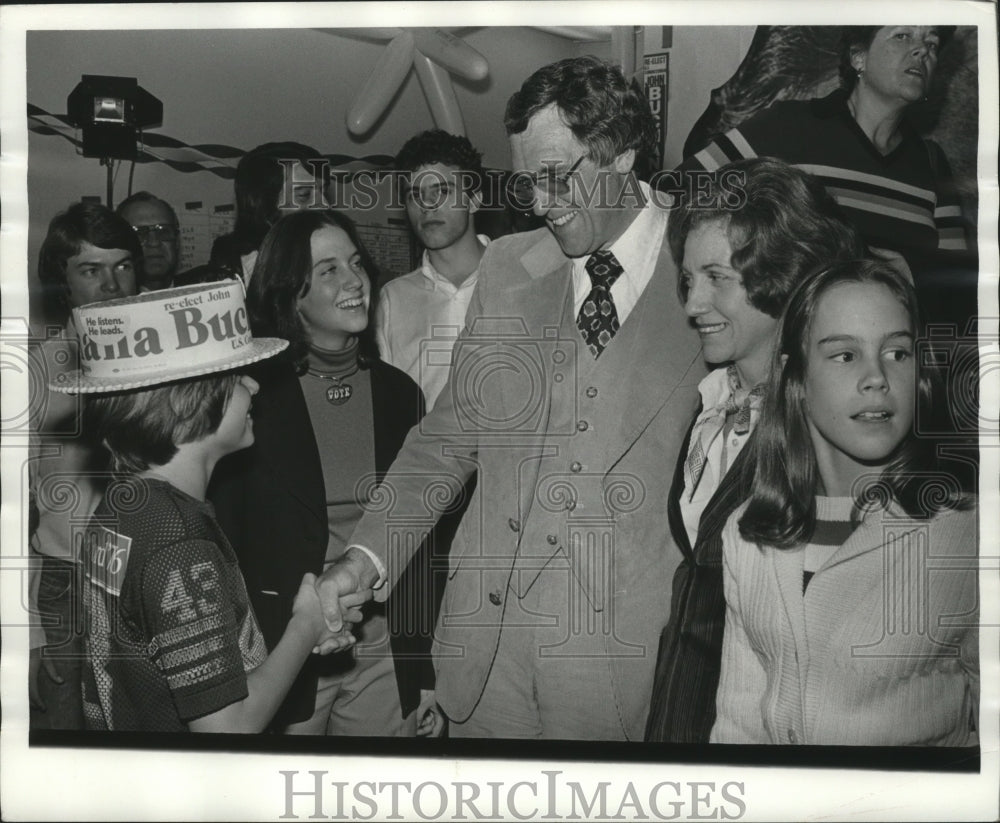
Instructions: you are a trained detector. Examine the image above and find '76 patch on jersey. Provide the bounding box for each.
[83,525,133,596]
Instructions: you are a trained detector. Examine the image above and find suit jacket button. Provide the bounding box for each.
[546,534,558,545]
[489,590,502,606]
[570,461,582,473]
[586,386,598,398]
[508,517,520,532]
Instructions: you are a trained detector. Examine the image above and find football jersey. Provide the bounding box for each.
[81,476,267,730]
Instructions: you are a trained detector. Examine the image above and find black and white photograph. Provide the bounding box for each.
[1,2,997,820]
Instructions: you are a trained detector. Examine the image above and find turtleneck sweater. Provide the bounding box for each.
[297,338,375,565]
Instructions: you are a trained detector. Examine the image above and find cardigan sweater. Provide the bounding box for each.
[712,500,979,746]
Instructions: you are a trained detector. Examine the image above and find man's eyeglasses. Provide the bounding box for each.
[131,224,178,244]
[509,156,586,208]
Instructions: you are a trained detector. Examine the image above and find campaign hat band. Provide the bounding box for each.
[48,280,288,394]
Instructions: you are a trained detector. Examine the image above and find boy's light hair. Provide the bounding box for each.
[84,372,241,474]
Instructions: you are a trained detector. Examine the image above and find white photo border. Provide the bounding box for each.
[2,2,997,821]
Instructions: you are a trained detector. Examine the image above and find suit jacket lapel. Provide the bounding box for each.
[506,234,574,525]
[695,442,754,565]
[600,235,702,472]
[667,410,698,560]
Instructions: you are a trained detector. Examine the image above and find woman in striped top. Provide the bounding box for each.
[712,259,978,746]
[678,27,968,263]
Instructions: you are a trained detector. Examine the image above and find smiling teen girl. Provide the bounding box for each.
[210,210,443,737]
[711,259,978,745]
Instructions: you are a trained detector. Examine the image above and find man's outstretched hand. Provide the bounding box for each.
[314,547,379,649]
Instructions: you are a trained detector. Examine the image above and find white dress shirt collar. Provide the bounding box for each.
[570,180,667,323]
[420,234,490,294]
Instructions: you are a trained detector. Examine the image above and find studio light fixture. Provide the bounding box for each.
[67,74,162,160]
[66,74,163,206]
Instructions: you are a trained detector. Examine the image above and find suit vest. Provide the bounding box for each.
[511,276,656,616]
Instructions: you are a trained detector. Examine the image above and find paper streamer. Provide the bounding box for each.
[28,104,394,179]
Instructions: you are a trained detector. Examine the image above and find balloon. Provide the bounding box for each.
[532,26,613,42]
[339,27,493,138]
[414,53,466,135]
[317,27,402,42]
[611,26,637,77]
[407,28,489,82]
[346,31,415,135]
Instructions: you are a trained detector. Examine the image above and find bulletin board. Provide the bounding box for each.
[179,203,236,271]
[355,219,417,282]
[176,207,416,281]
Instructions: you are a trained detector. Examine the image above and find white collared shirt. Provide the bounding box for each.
[679,366,759,548]
[241,250,259,284]
[570,181,667,323]
[376,235,489,410]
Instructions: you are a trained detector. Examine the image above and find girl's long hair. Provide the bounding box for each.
[247,209,380,373]
[738,258,966,549]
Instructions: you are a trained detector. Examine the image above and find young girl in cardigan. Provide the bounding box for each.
[712,259,978,745]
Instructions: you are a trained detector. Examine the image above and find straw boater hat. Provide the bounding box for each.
[49,280,287,394]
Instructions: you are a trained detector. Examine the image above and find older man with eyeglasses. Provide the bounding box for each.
[116,191,181,292]
[317,55,705,740]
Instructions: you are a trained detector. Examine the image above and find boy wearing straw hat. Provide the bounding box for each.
[51,281,360,732]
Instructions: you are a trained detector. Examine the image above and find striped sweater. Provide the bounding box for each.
[712,498,979,746]
[678,90,968,257]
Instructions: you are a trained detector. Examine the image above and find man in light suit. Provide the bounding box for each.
[318,55,703,739]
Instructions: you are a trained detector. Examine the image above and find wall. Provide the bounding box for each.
[23,26,751,315]
[25,28,576,283]
[659,26,756,168]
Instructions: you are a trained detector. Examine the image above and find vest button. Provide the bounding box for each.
[570,461,582,473]
[508,517,520,532]
[787,729,798,744]
[576,420,589,432]
[489,590,502,606]
[586,386,598,398]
